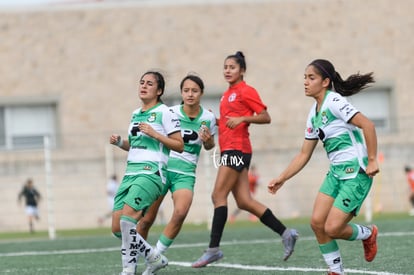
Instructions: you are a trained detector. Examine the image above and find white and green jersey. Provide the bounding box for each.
[305,91,368,179]
[167,105,217,177]
[125,103,181,183]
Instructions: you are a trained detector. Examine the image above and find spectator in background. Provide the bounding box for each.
[404,166,414,216]
[98,174,119,225]
[230,164,260,222]
[18,178,41,233]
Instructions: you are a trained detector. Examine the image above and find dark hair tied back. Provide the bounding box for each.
[226,51,247,71]
[310,59,375,96]
[141,71,166,101]
[180,73,204,92]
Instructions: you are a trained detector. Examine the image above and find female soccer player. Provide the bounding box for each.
[268,59,379,275]
[192,51,298,268]
[136,73,217,274]
[109,71,184,275]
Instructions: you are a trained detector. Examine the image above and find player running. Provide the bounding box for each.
[268,59,379,275]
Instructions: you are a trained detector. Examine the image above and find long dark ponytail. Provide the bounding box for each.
[309,59,375,96]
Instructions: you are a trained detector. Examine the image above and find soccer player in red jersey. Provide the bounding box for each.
[192,51,298,268]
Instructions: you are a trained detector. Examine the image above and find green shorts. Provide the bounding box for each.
[161,171,195,196]
[319,170,373,216]
[113,173,164,214]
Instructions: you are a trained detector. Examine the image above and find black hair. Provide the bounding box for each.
[180,74,205,92]
[226,51,247,72]
[309,59,375,96]
[179,73,205,105]
[140,71,166,101]
[405,166,412,173]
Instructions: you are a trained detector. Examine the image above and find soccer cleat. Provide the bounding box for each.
[119,266,136,275]
[362,225,378,262]
[282,228,299,261]
[142,253,168,275]
[191,249,224,268]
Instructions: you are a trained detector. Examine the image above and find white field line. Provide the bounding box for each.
[170,261,410,275]
[0,231,412,275]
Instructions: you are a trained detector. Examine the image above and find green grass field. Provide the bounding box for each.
[0,213,413,275]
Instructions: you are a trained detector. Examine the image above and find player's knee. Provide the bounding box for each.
[310,218,324,234]
[171,210,188,224]
[235,201,249,211]
[324,223,343,238]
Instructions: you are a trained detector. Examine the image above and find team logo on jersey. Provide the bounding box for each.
[321,112,328,124]
[147,113,156,123]
[228,92,237,102]
[143,165,152,171]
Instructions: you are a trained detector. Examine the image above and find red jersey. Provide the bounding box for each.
[407,171,414,191]
[218,81,267,153]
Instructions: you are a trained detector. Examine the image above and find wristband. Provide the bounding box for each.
[115,137,123,147]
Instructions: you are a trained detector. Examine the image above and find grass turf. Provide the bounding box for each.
[0,213,413,275]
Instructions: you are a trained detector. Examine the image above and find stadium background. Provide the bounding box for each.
[0,0,413,233]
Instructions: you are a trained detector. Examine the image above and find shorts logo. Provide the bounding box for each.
[342,198,351,207]
[134,196,142,205]
[345,168,354,173]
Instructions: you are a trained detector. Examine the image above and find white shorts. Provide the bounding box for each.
[25,206,39,217]
[107,197,114,210]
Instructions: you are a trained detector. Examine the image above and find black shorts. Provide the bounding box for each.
[220,150,251,172]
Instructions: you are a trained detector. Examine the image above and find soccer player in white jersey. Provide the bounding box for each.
[109,71,184,275]
[268,59,380,275]
[137,74,216,274]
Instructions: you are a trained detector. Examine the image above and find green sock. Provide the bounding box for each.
[319,240,343,274]
[156,233,174,253]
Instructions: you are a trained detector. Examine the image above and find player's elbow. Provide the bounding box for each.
[176,141,184,153]
[260,110,271,124]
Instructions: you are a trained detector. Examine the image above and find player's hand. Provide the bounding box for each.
[198,125,211,142]
[366,160,380,177]
[109,134,121,145]
[138,123,157,138]
[268,178,285,194]
[225,116,244,129]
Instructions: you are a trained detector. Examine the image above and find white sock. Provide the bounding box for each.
[323,250,344,274]
[120,218,138,272]
[156,240,168,254]
[355,224,372,240]
[120,217,156,268]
